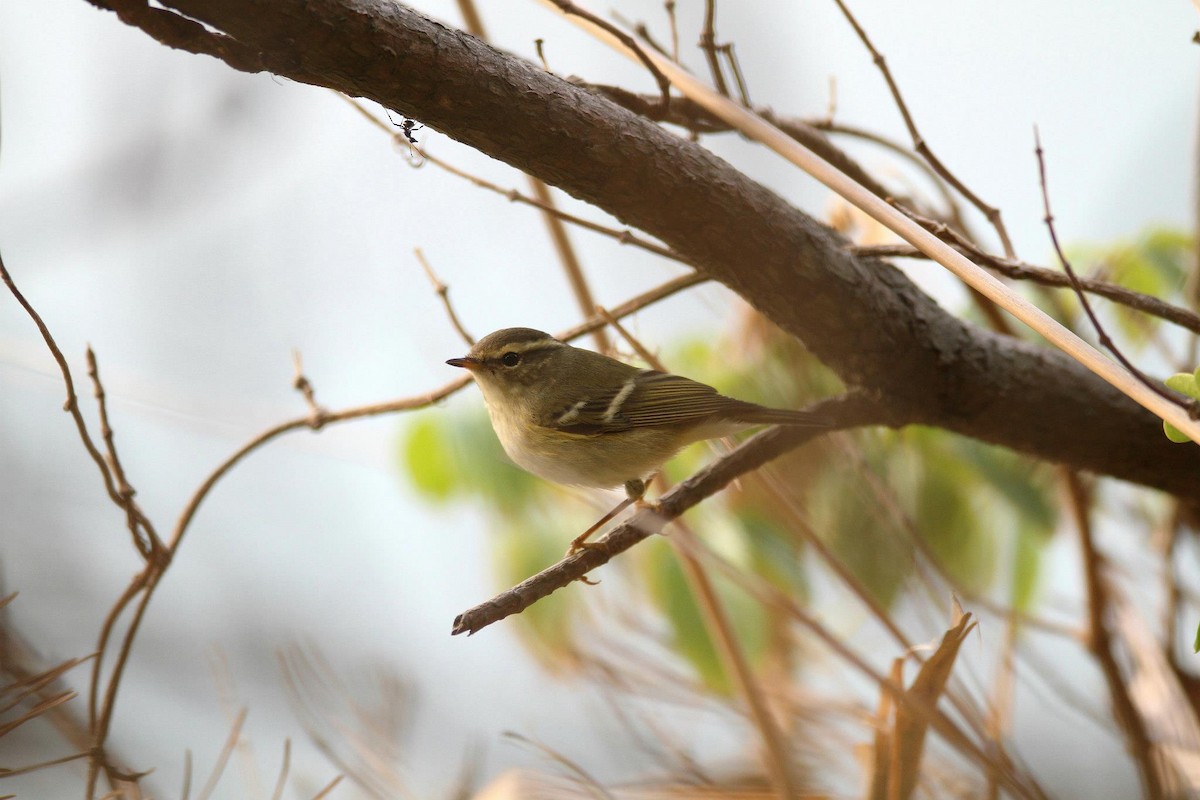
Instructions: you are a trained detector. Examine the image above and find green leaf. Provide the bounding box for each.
[1164,422,1193,443]
[1194,620,1200,654]
[1166,372,1200,399]
[916,459,996,592]
[495,516,580,665]
[641,538,730,693]
[736,512,808,598]
[1064,226,1193,344]
[808,464,910,608]
[1009,518,1045,613]
[402,416,457,502]
[1164,372,1200,443]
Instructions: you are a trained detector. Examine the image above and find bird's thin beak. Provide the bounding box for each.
[446,357,481,371]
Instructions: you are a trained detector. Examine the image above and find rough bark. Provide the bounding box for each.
[86,0,1200,499]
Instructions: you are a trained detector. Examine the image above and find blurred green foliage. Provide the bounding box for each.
[1063,226,1195,340]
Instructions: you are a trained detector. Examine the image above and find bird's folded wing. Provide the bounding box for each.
[542,370,729,435]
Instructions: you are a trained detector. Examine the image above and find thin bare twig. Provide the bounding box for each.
[1063,471,1164,798]
[339,95,693,268]
[414,248,474,346]
[0,691,77,739]
[86,347,162,560]
[427,143,687,261]
[611,11,673,61]
[698,1,729,98]
[270,740,291,800]
[180,750,193,800]
[675,531,1047,800]
[1035,131,1192,412]
[0,255,147,545]
[291,350,327,423]
[0,751,90,778]
[598,313,799,799]
[533,38,550,71]
[669,521,800,797]
[195,708,247,800]
[454,2,612,354]
[664,1,679,62]
[719,43,751,107]
[311,775,344,799]
[853,241,1200,336]
[0,253,157,794]
[503,732,615,799]
[549,1,672,113]
[828,0,1016,257]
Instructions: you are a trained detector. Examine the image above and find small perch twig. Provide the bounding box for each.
[414,247,474,346]
[452,391,891,635]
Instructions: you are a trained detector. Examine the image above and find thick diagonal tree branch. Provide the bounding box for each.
[85,0,1200,499]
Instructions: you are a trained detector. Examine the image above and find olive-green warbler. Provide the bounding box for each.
[447,327,830,549]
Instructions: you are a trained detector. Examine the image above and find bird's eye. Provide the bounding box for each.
[501,352,521,367]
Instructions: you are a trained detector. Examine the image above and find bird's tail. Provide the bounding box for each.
[730,401,832,428]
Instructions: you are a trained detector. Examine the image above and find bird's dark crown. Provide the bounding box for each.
[467,327,564,360]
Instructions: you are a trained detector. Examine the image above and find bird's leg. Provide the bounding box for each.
[566,479,646,556]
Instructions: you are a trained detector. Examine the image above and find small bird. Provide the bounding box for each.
[448,327,831,551]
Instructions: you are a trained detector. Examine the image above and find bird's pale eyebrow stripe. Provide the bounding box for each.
[504,338,564,355]
[602,374,642,422]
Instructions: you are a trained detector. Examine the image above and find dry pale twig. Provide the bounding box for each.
[86,346,161,560]
[279,644,414,800]
[720,43,750,107]
[698,0,729,98]
[888,609,978,800]
[269,739,291,800]
[291,350,327,423]
[414,247,474,347]
[0,253,157,793]
[311,774,344,799]
[664,1,679,62]
[502,732,615,799]
[194,708,247,800]
[826,0,1015,258]
[597,314,799,800]
[1063,472,1164,798]
[0,253,159,559]
[675,531,1047,800]
[0,751,91,779]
